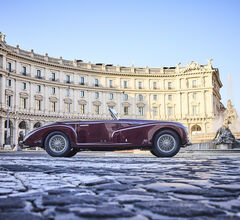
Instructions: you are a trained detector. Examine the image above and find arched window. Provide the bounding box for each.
[19,121,27,129]
[33,122,41,128]
[5,120,13,128]
[191,124,202,134]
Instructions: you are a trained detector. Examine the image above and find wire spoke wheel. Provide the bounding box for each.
[49,135,67,153]
[157,134,176,153]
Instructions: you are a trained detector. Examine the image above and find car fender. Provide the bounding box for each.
[24,124,77,147]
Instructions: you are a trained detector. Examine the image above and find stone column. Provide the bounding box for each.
[0,117,5,148]
[1,75,6,109]
[13,119,18,147]
[2,54,6,70]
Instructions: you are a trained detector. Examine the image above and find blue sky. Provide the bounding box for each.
[1,0,240,112]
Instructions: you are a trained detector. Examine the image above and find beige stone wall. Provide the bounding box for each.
[0,36,223,147]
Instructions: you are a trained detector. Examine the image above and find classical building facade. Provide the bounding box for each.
[0,33,223,148]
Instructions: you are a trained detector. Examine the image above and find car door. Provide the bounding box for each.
[76,121,121,145]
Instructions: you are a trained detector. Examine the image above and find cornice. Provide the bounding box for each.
[0,43,217,78]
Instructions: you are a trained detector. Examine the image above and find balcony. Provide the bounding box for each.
[6,68,16,73]
[35,76,45,80]
[21,72,30,77]
[50,78,59,82]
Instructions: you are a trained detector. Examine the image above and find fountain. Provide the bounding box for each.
[213,99,240,148]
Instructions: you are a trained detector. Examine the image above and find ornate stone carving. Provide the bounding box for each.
[182,61,201,73]
[0,32,6,42]
[78,99,87,105]
[122,102,131,107]
[136,102,145,107]
[107,101,116,107]
[5,89,14,96]
[19,92,29,98]
[92,100,101,106]
[34,94,43,101]
[49,96,58,102]
[207,58,213,70]
[63,98,72,104]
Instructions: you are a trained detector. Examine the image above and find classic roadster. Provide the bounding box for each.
[20,108,190,157]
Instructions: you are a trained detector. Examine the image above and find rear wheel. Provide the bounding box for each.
[45,131,71,157]
[151,130,180,157]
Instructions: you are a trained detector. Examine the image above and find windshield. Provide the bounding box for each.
[109,108,119,120]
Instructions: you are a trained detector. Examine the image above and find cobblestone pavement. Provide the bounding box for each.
[0,152,240,220]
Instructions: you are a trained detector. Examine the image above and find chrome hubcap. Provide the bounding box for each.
[157,134,176,152]
[49,135,67,153]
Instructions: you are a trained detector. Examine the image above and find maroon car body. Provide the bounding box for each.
[22,119,189,150]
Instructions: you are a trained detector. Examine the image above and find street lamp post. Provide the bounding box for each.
[5,61,11,149]
[6,69,10,145]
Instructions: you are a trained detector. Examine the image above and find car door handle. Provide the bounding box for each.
[79,125,89,127]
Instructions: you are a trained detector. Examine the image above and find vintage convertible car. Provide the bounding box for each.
[20,108,190,157]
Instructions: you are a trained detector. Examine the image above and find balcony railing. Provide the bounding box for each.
[6,68,16,73]
[35,76,45,80]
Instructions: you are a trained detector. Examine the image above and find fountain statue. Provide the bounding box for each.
[213,99,239,146]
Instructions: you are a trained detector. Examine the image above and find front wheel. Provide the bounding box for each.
[64,149,78,157]
[151,130,180,157]
[45,131,71,157]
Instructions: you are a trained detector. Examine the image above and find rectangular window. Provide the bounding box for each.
[123,94,128,101]
[52,72,55,81]
[124,106,129,115]
[168,94,172,101]
[192,80,197,88]
[52,87,55,95]
[7,62,11,72]
[138,81,142,89]
[138,106,144,116]
[80,104,85,114]
[153,107,157,116]
[109,80,113,88]
[94,105,99,115]
[80,77,85,85]
[66,75,70,83]
[65,103,71,113]
[192,105,198,115]
[37,70,41,78]
[153,95,157,101]
[7,79,11,87]
[95,92,99,99]
[37,85,41,92]
[80,91,84,97]
[124,81,127,88]
[167,107,172,116]
[193,92,196,99]
[138,94,143,101]
[168,82,172,89]
[7,95,11,107]
[109,93,113,100]
[36,100,41,111]
[153,82,157,89]
[22,82,26,90]
[51,102,56,112]
[22,66,26,75]
[66,89,70,96]
[21,98,27,109]
[95,79,99,87]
